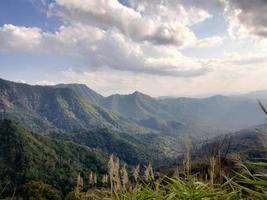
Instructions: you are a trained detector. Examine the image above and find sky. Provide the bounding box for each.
[0,0,267,97]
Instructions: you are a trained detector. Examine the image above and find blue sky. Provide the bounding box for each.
[0,0,267,96]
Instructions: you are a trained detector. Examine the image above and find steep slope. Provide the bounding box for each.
[100,91,172,120]
[54,83,104,104]
[0,119,107,196]
[0,78,146,134]
[0,79,182,167]
[51,127,181,166]
[2,78,265,135]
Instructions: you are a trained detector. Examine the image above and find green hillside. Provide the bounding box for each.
[100,91,266,131]
[0,119,107,197]
[54,83,104,105]
[0,78,148,134]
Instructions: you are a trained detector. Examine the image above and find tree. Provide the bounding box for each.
[23,180,61,200]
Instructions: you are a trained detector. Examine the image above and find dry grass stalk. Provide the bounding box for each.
[76,173,83,192]
[209,157,216,187]
[173,166,180,179]
[121,164,129,191]
[183,138,192,177]
[108,155,115,192]
[144,163,154,182]
[108,154,122,192]
[133,164,140,184]
[93,172,97,185]
[89,171,94,186]
[102,174,108,187]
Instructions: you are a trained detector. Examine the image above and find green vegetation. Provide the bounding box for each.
[0,120,107,198]
[1,79,267,199]
[62,155,267,200]
[0,78,182,165]
[23,180,62,200]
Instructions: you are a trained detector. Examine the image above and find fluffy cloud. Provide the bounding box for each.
[225,0,267,40]
[179,0,225,11]
[7,0,267,84]
[0,24,42,51]
[0,23,208,77]
[50,0,212,47]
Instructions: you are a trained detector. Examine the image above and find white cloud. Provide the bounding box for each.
[0,24,42,52]
[0,0,225,79]
[50,0,211,47]
[224,0,267,40]
[194,36,224,48]
[0,23,209,77]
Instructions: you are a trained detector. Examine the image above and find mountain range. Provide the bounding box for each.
[1,78,267,197]
[1,78,267,163]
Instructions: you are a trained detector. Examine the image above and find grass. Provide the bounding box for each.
[64,153,267,200]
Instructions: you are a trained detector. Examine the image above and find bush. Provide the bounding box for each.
[23,180,62,200]
[64,191,83,200]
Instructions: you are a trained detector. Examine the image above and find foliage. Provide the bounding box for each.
[64,191,83,200]
[23,180,62,200]
[0,119,107,198]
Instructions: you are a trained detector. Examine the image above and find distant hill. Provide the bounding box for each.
[160,124,267,174]
[241,90,267,100]
[54,83,104,104]
[193,124,267,161]
[99,90,266,131]
[161,95,266,130]
[0,78,146,134]
[1,78,266,134]
[0,119,107,196]
[99,91,172,121]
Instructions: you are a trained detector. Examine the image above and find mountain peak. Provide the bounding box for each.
[131,91,150,98]
[132,91,142,95]
[54,83,103,104]
[55,83,88,88]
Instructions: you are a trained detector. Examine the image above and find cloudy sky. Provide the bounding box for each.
[0,0,267,97]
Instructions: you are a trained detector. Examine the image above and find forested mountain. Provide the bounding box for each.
[0,119,107,196]
[101,93,265,131]
[0,79,181,166]
[1,78,265,135]
[0,78,147,134]
[54,83,104,105]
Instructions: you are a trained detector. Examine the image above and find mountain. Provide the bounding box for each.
[54,83,104,104]
[99,91,266,132]
[0,78,147,134]
[99,91,172,121]
[241,90,267,100]
[2,78,265,135]
[161,95,266,130]
[0,119,107,197]
[1,77,266,138]
[0,79,182,166]
[193,123,267,161]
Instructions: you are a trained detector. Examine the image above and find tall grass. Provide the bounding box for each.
[66,153,267,200]
[66,99,267,199]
